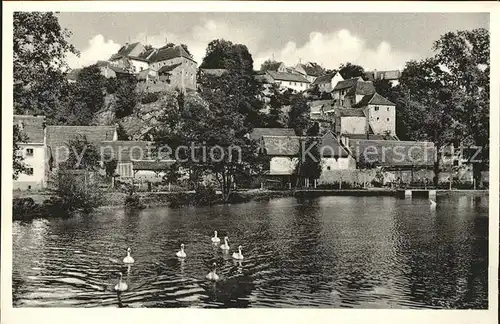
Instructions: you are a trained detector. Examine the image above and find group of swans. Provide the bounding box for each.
[114,231,244,290]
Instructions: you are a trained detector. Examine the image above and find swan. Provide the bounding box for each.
[114,272,128,292]
[206,262,220,281]
[211,230,221,244]
[232,245,244,260]
[176,244,187,258]
[220,236,230,250]
[429,199,437,208]
[123,247,134,264]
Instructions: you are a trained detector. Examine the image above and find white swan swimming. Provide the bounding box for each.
[123,247,134,264]
[429,199,437,208]
[232,245,244,260]
[114,272,128,292]
[211,230,221,244]
[176,244,187,258]
[220,236,230,250]
[206,262,220,281]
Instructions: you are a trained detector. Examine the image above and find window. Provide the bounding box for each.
[326,166,331,171]
[387,118,390,121]
[387,107,390,111]
[26,148,34,157]
[374,106,379,111]
[377,117,380,121]
[26,168,34,176]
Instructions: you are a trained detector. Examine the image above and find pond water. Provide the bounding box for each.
[12,195,489,308]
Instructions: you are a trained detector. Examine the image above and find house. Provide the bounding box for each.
[13,115,48,190]
[96,61,133,79]
[309,100,336,120]
[263,61,287,73]
[334,108,368,135]
[293,62,325,83]
[332,77,376,107]
[45,125,118,171]
[348,139,436,169]
[352,92,396,136]
[265,71,310,92]
[311,72,345,93]
[109,42,198,92]
[109,42,149,73]
[145,45,197,91]
[365,69,401,86]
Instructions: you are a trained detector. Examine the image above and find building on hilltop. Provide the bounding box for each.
[351,92,397,136]
[13,115,49,190]
[293,62,325,83]
[265,70,310,92]
[364,69,401,86]
[311,72,344,93]
[332,77,376,108]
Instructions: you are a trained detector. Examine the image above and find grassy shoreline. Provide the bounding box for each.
[13,188,489,209]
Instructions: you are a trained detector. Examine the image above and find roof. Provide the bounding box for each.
[319,132,349,158]
[132,160,176,171]
[158,63,182,75]
[266,71,310,83]
[296,62,324,77]
[346,80,376,96]
[333,77,362,91]
[95,61,130,74]
[249,128,296,141]
[312,72,338,85]
[262,136,301,156]
[137,68,155,80]
[100,141,153,162]
[147,45,195,63]
[200,68,229,77]
[345,134,394,141]
[365,70,401,81]
[117,42,140,57]
[352,92,396,108]
[263,61,284,72]
[336,108,366,117]
[46,126,116,163]
[349,140,436,166]
[14,115,45,143]
[309,100,335,111]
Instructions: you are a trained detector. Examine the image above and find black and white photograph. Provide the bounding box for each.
[2,1,498,323]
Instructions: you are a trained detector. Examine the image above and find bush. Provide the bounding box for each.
[193,185,218,206]
[141,92,160,104]
[51,171,105,213]
[124,193,145,209]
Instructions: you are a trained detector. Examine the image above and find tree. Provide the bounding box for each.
[14,12,78,123]
[373,79,393,99]
[200,39,254,74]
[288,94,310,136]
[13,125,28,179]
[60,136,102,171]
[62,65,106,125]
[432,28,490,186]
[115,75,138,118]
[260,59,281,72]
[338,62,365,79]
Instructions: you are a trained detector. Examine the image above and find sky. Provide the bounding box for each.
[57,12,489,71]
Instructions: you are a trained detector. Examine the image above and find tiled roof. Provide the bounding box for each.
[262,136,301,156]
[46,126,116,163]
[297,62,324,77]
[346,80,376,96]
[100,140,153,162]
[158,63,183,75]
[337,108,366,117]
[250,128,296,141]
[352,92,396,108]
[263,61,284,72]
[148,45,195,63]
[95,60,130,74]
[132,160,176,171]
[319,132,349,158]
[266,71,310,83]
[312,72,338,85]
[345,134,394,141]
[309,100,335,112]
[333,77,361,91]
[14,115,45,144]
[117,42,141,57]
[349,140,436,166]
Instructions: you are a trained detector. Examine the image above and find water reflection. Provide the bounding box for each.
[12,195,488,308]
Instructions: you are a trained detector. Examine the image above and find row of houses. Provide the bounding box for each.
[67,42,198,93]
[13,115,174,191]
